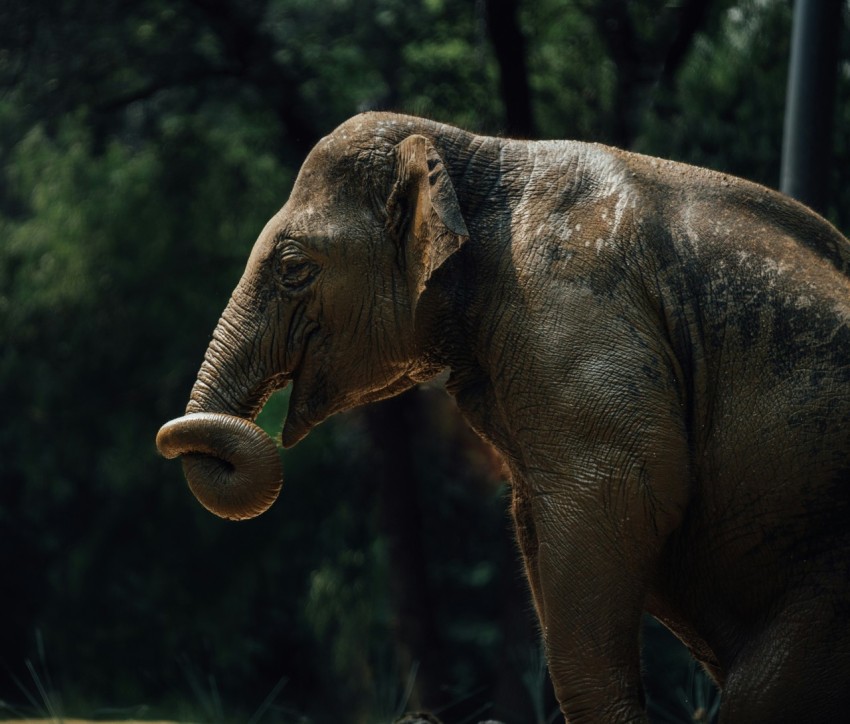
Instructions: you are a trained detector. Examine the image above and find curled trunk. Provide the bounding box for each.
[156,412,282,520]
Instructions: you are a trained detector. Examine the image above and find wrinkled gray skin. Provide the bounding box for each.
[158,113,850,722]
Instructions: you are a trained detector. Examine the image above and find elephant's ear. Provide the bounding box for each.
[386,134,469,319]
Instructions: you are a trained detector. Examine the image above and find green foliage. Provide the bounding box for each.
[636,0,792,183]
[0,104,296,717]
[524,0,615,140]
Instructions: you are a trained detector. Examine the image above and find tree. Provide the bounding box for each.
[485,0,536,137]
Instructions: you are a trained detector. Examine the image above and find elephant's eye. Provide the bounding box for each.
[280,258,317,291]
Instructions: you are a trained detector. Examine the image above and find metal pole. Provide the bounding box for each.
[779,0,843,214]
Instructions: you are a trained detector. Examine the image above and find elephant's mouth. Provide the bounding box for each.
[280,325,321,447]
[281,362,420,449]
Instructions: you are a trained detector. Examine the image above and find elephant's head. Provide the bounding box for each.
[157,115,469,520]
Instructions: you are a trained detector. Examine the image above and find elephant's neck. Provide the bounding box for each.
[429,135,592,463]
[418,139,520,456]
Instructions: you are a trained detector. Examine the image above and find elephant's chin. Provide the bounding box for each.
[280,387,316,448]
[280,377,334,448]
[280,415,308,448]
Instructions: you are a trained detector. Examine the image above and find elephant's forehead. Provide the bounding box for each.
[297,141,358,182]
[284,157,379,211]
[288,169,340,206]
[270,200,377,254]
[289,162,369,211]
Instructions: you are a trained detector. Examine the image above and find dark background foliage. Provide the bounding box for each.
[1,1,848,722]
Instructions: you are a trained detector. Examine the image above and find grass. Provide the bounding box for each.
[1,631,300,724]
[1,631,63,723]
[3,627,719,723]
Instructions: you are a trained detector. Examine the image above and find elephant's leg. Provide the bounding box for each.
[498,311,692,721]
[512,481,648,722]
[512,408,688,720]
[719,590,850,722]
[528,486,654,723]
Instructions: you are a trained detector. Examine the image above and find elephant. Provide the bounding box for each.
[157,112,850,722]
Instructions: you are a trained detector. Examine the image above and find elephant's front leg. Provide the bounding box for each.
[512,451,686,723]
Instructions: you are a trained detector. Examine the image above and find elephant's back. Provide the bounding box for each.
[611,146,850,278]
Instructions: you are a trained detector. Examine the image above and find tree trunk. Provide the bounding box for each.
[587,0,715,148]
[364,390,447,711]
[484,0,536,137]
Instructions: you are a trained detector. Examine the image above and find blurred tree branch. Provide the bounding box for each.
[579,0,715,147]
[186,0,320,153]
